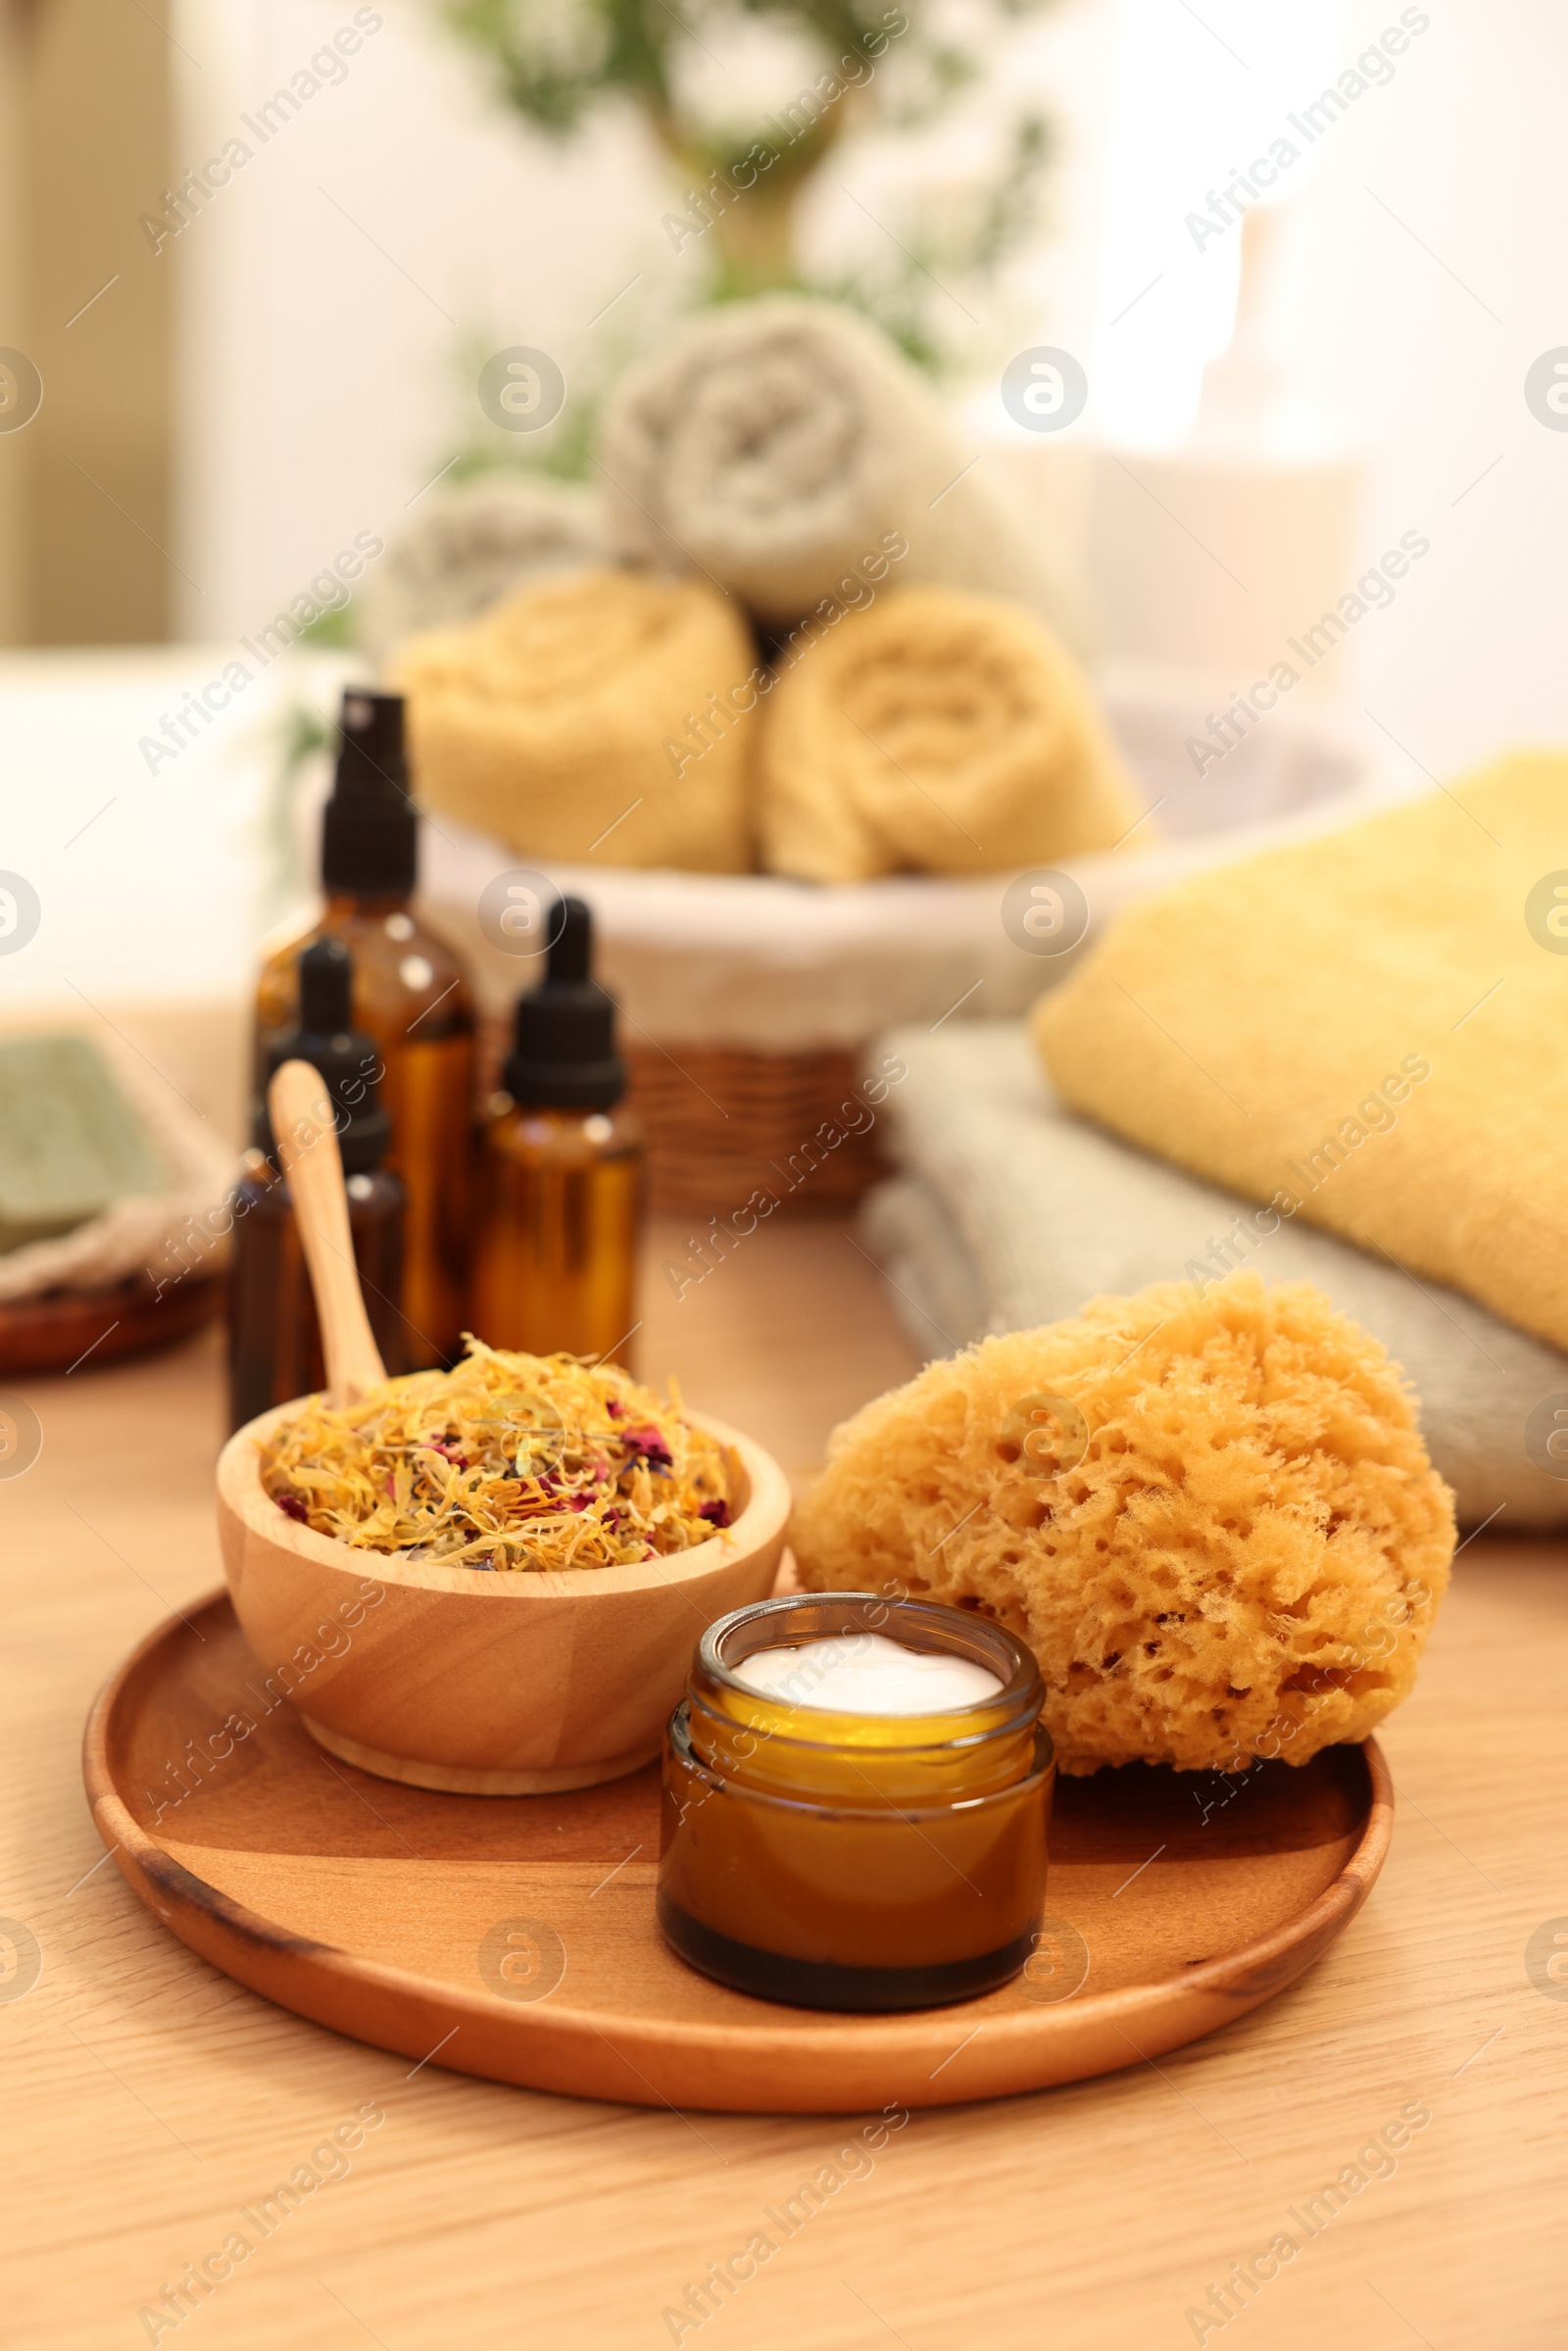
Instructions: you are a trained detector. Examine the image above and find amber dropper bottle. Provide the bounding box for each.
[229,938,407,1432]
[255,689,473,1369]
[470,897,645,1369]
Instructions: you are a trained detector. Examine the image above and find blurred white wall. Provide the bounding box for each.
[171,0,660,642]
[993,0,1568,773]
[1286,0,1568,774]
[1083,0,1350,450]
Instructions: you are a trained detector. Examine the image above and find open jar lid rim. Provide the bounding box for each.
[694,1590,1044,1740]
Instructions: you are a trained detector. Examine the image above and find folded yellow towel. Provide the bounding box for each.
[389,567,755,871]
[757,585,1144,882]
[1033,753,1568,1354]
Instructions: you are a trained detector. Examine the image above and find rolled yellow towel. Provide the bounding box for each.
[756,585,1144,882]
[792,1273,1452,1774]
[1033,752,1568,1354]
[389,566,756,871]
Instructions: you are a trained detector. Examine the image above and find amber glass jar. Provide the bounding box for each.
[658,1593,1054,2012]
[256,692,473,1368]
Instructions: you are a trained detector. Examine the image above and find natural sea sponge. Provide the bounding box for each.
[792,1273,1454,1773]
[389,566,755,870]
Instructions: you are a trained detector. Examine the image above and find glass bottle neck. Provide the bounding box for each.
[323,890,411,917]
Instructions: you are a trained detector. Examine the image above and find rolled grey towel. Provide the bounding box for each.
[598,295,1088,655]
[861,1019,1568,1532]
[361,472,610,668]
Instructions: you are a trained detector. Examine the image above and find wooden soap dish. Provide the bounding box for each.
[83,1592,1393,2114]
[0,1269,221,1377]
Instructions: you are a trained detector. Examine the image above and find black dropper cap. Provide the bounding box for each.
[320,689,416,897]
[255,937,393,1174]
[504,898,624,1110]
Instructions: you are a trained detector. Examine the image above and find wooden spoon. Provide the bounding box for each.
[267,1057,386,1408]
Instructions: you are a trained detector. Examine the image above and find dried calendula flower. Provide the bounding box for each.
[258,1337,732,1572]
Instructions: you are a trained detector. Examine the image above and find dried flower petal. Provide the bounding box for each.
[258,1337,732,1574]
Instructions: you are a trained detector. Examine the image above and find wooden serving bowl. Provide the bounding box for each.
[216,1398,791,1795]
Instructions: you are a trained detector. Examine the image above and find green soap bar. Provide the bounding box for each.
[0,1034,168,1254]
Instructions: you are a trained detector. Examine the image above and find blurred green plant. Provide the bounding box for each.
[448,329,607,483]
[294,602,359,648]
[440,0,1060,370]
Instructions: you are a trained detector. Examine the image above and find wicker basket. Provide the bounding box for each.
[624,1042,887,1216]
[476,1022,887,1217]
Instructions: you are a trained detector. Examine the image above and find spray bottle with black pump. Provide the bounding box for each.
[254,689,472,1367]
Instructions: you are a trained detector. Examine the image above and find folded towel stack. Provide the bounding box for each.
[758,584,1142,881]
[598,293,1086,655]
[1033,754,1568,1357]
[861,1018,1568,1529]
[389,567,756,871]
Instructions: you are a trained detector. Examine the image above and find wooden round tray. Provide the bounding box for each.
[83,1592,1393,2113]
[0,1269,221,1377]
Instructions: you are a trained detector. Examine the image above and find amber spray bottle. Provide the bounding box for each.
[229,937,407,1431]
[470,898,645,1368]
[255,688,473,1369]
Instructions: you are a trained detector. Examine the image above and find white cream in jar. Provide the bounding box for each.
[730,1630,1004,1715]
[661,1593,1053,2009]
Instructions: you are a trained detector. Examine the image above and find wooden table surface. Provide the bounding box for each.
[4,1215,1566,2351]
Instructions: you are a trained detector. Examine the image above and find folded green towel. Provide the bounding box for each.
[0,1035,166,1254]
